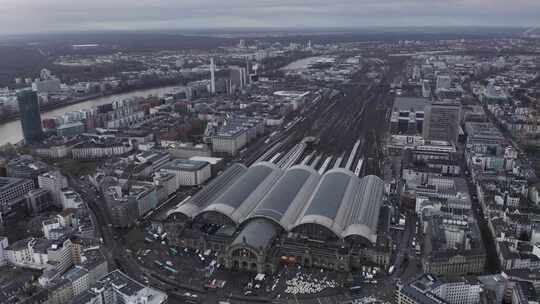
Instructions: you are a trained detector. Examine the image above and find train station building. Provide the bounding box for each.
[165,162,390,273]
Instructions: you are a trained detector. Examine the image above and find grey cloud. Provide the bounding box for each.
[1,0,539,34]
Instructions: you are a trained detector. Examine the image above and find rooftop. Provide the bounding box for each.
[0,177,31,192]
[162,159,209,172]
[63,266,88,282]
[99,270,145,297]
[393,96,428,112]
[231,218,278,251]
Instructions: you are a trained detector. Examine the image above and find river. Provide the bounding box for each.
[0,85,181,146]
[281,56,328,70]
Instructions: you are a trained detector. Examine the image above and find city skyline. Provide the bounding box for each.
[2,0,540,35]
[1,3,540,302]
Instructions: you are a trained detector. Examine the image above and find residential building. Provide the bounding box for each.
[0,236,8,266]
[38,171,68,207]
[25,188,53,214]
[92,270,167,304]
[61,190,85,210]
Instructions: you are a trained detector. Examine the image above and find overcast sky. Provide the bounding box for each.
[2,0,540,34]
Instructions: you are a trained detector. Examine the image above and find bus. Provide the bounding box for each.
[164,266,178,274]
[350,286,362,295]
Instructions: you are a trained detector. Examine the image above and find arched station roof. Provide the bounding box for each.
[245,165,320,230]
[196,162,283,224]
[166,163,247,219]
[292,168,360,237]
[342,175,385,243]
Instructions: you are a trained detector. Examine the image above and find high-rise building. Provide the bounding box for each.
[423,101,462,144]
[210,58,216,94]
[422,80,432,98]
[229,66,247,92]
[18,89,44,143]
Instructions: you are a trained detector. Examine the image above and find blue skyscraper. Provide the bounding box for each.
[17,90,43,143]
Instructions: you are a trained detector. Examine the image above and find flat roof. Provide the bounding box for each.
[394,97,428,112]
[163,159,209,172]
[0,177,31,192]
[99,270,144,297]
[465,122,503,139]
[57,122,84,130]
[189,156,223,165]
[63,266,88,282]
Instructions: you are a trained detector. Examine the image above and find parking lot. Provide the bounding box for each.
[119,224,401,304]
[120,225,394,302]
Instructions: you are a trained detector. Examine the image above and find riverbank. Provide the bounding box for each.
[0,79,184,124]
[0,85,184,146]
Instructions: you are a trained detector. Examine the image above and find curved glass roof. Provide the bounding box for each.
[214,164,274,210]
[303,171,353,220]
[342,175,385,242]
[231,218,278,251]
[197,162,282,223]
[176,161,385,245]
[249,166,319,228]
[166,163,246,218]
